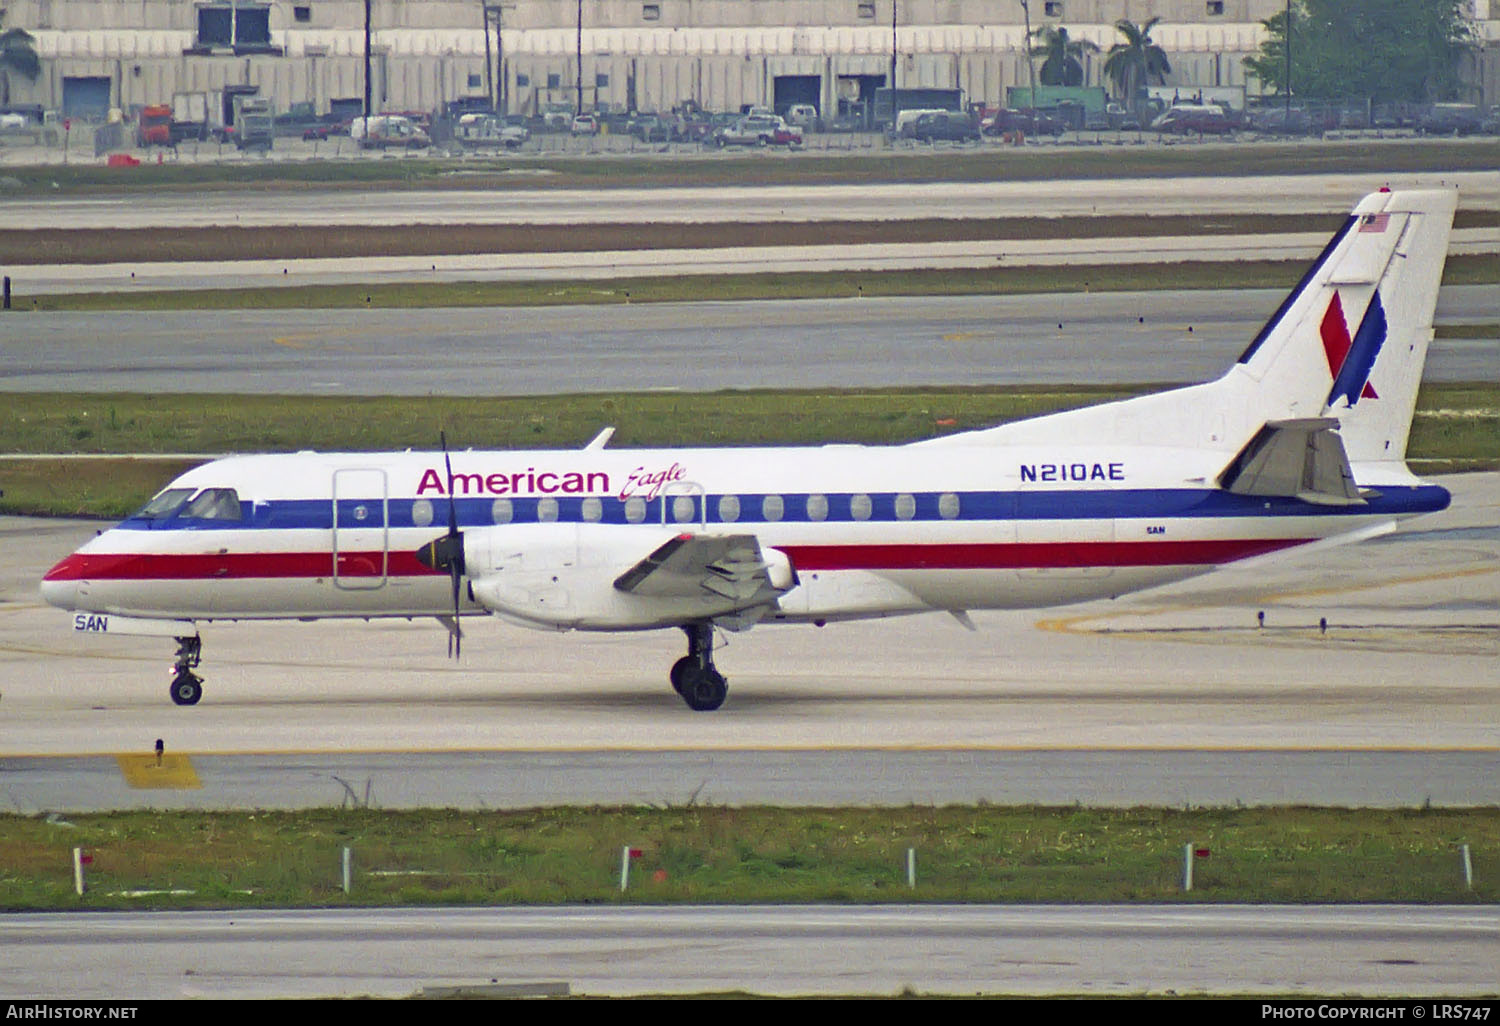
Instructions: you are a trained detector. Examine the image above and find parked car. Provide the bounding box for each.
[570,113,599,136]
[1151,105,1234,135]
[301,114,350,140]
[453,112,528,149]
[784,103,821,132]
[627,113,670,142]
[351,114,430,149]
[713,114,802,147]
[910,110,980,142]
[1247,106,1313,136]
[1417,103,1484,136]
[981,108,1065,137]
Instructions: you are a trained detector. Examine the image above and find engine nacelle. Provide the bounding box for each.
[464,523,795,630]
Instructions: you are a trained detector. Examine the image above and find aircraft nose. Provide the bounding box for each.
[40,554,83,610]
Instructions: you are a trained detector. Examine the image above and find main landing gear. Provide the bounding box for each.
[669,623,727,712]
[169,635,203,706]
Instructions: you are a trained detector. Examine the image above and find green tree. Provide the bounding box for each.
[1103,18,1172,114]
[0,11,41,107]
[1243,0,1473,103]
[1031,26,1098,88]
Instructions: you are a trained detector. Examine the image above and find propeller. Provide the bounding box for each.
[415,432,466,658]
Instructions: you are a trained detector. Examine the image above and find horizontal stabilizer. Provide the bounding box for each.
[1218,419,1363,506]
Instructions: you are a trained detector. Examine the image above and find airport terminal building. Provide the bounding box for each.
[5,0,1497,121]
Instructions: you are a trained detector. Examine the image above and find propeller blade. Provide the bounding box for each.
[438,432,463,659]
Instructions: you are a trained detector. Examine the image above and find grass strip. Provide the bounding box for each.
[3,139,1496,196]
[1,806,1494,911]
[2,384,1494,518]
[16,253,1499,312]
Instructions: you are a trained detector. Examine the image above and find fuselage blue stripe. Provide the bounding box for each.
[115,485,1451,532]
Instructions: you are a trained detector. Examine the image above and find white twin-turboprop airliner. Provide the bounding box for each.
[43,189,1457,711]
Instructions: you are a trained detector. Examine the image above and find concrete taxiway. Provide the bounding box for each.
[4,905,1497,999]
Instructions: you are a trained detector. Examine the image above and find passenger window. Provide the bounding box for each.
[412,499,435,527]
[492,498,513,524]
[762,495,784,522]
[183,488,242,521]
[537,498,559,522]
[806,494,828,522]
[624,497,647,523]
[895,493,916,520]
[850,494,872,521]
[717,495,740,522]
[672,495,696,523]
[581,497,602,522]
[938,492,961,520]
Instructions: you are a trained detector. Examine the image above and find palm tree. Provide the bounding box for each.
[1103,17,1171,119]
[0,11,41,107]
[1031,26,1097,88]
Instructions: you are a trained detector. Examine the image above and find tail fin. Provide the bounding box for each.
[914,189,1456,467]
[1233,188,1456,469]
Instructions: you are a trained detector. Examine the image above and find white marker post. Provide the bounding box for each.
[1183,843,1194,892]
[73,848,85,896]
[907,848,916,888]
[342,847,352,894]
[619,846,631,892]
[1462,844,1473,890]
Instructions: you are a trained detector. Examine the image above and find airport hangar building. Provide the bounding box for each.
[6,1,1498,123]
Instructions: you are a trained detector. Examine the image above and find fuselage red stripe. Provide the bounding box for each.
[781,538,1307,570]
[44,538,1311,582]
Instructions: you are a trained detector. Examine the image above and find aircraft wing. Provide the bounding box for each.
[613,532,794,606]
[1217,418,1365,506]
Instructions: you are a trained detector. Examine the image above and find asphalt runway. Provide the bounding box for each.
[10,228,1497,295]
[2,474,1495,810]
[4,906,1497,998]
[6,170,1496,229]
[4,287,1497,395]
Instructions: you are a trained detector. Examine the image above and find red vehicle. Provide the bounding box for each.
[136,104,173,146]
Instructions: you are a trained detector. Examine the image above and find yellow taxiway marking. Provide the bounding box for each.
[115,753,202,790]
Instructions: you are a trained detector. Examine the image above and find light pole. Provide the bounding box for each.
[486,4,512,115]
[1284,0,1292,125]
[890,0,897,125]
[1019,0,1036,108]
[576,0,584,116]
[363,0,373,117]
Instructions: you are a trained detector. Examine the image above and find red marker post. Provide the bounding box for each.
[619,846,643,892]
[73,848,93,895]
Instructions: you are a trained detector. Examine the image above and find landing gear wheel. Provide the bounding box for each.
[669,656,695,696]
[673,623,728,710]
[170,672,203,706]
[679,666,728,712]
[169,635,203,706]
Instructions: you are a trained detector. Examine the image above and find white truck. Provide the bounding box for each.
[170,91,209,142]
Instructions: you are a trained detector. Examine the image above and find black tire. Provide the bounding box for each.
[170,673,202,706]
[669,655,696,695]
[679,666,728,712]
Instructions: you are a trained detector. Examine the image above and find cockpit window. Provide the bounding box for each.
[131,488,195,520]
[181,488,243,521]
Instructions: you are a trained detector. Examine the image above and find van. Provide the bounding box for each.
[785,104,820,131]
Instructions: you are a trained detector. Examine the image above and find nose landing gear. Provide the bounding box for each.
[671,623,727,711]
[169,635,203,706]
